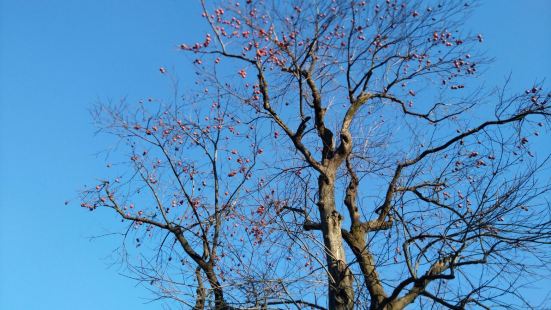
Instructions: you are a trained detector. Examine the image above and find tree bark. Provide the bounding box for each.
[175,231,228,309]
[343,230,388,310]
[318,173,355,309]
[193,267,206,310]
[204,264,227,310]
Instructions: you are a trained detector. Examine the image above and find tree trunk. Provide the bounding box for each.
[204,265,228,310]
[344,230,388,310]
[175,232,228,309]
[318,174,355,309]
[193,267,206,310]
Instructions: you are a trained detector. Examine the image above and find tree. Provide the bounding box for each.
[81,1,551,309]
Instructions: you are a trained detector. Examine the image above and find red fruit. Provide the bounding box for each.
[477,34,483,43]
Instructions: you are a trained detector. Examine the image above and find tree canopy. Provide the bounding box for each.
[80,1,551,309]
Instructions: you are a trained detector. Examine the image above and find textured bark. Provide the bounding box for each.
[343,230,387,310]
[193,267,206,310]
[318,173,355,309]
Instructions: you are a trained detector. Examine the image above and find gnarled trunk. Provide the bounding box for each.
[318,173,355,309]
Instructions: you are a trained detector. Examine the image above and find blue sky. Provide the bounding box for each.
[0,1,549,309]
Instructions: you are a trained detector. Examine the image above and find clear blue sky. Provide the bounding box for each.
[0,1,549,309]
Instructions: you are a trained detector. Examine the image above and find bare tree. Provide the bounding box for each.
[81,85,269,308]
[80,0,551,309]
[81,85,331,309]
